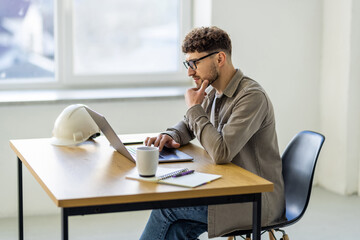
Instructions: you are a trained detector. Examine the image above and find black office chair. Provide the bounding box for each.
[225,130,325,240]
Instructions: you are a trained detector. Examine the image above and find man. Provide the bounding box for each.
[140,26,285,240]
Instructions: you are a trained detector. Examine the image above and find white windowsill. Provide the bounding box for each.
[0,86,188,105]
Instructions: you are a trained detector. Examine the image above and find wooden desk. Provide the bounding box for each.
[10,135,273,240]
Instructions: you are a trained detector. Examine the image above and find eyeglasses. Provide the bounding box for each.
[183,52,219,70]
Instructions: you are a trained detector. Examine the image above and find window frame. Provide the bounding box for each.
[0,0,192,89]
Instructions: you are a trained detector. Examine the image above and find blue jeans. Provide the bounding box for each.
[140,206,208,240]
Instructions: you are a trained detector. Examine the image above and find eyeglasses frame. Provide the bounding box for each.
[183,51,219,70]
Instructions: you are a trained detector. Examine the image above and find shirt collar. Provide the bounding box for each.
[205,69,244,101]
[222,69,244,98]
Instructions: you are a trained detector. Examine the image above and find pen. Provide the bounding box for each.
[172,170,195,178]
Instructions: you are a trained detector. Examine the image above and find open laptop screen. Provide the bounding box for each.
[84,106,193,163]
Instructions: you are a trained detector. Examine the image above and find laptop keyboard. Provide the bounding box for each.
[126,146,137,157]
[126,146,165,159]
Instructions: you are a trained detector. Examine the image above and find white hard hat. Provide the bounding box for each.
[51,104,100,146]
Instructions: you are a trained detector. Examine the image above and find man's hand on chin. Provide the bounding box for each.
[185,80,209,108]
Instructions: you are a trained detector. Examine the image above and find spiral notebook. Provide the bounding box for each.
[126,167,222,188]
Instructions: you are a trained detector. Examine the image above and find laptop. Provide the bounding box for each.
[84,107,193,163]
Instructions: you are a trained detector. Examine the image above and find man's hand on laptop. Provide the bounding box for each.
[144,134,180,152]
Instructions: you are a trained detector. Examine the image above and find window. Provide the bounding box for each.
[0,0,55,83]
[0,0,191,88]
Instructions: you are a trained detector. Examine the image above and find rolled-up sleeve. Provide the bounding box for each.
[163,118,195,146]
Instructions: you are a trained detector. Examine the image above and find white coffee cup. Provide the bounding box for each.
[136,146,159,177]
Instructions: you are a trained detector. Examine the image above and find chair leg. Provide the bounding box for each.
[269,229,276,240]
[276,229,289,240]
[227,234,251,240]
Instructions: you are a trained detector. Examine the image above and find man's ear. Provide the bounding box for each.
[217,52,227,67]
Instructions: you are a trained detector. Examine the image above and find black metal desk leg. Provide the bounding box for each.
[62,208,69,240]
[252,193,262,240]
[18,157,23,240]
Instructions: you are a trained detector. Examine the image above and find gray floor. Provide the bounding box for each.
[1,187,359,240]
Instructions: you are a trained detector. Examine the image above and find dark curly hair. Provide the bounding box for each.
[182,26,232,55]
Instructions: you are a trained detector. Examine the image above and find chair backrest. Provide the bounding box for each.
[282,130,325,224]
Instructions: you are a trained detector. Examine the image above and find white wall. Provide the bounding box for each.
[346,0,360,196]
[317,0,360,195]
[351,0,360,196]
